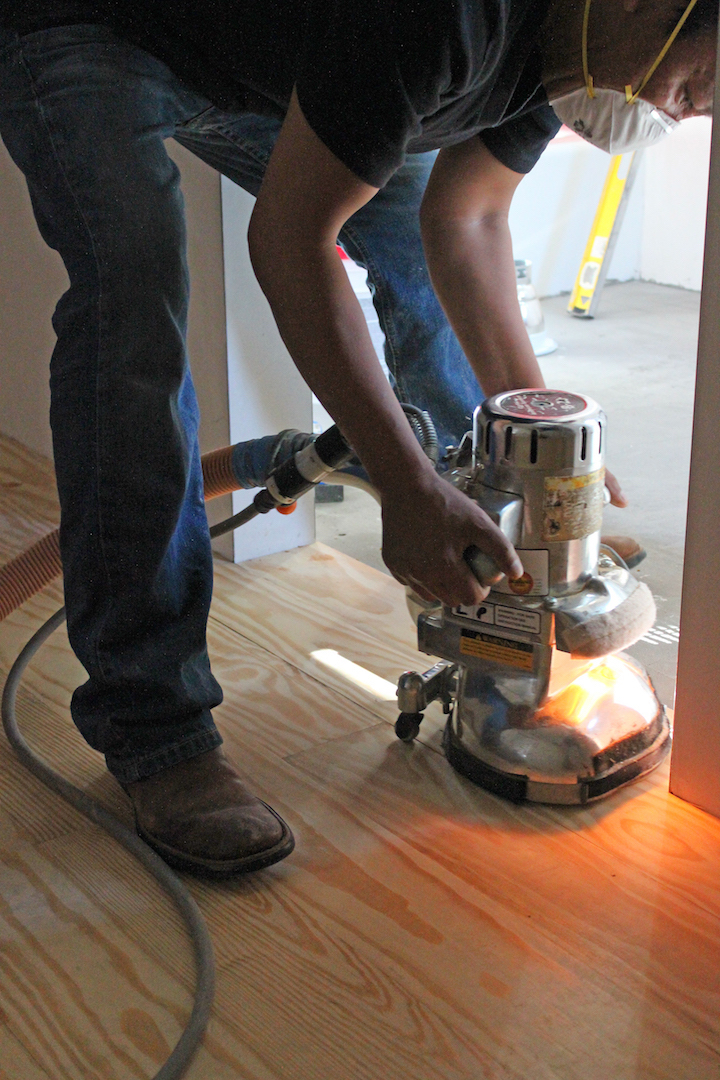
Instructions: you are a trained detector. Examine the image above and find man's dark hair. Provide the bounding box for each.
[676,0,719,38]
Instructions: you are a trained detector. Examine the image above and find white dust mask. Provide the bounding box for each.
[550,87,678,154]
[549,0,695,154]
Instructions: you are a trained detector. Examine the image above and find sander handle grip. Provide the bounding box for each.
[464,545,504,588]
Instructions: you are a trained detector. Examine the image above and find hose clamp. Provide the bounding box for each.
[265,475,298,505]
[294,442,332,484]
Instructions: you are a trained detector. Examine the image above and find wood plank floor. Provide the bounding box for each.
[0,432,719,1080]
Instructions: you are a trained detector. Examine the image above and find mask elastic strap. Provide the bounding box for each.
[582,0,596,98]
[582,0,699,104]
[625,0,699,104]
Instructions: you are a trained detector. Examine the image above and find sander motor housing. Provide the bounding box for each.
[398,390,669,805]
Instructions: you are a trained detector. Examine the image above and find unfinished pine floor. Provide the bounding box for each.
[0,431,718,1080]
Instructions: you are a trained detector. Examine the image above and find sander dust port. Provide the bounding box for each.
[397,390,669,805]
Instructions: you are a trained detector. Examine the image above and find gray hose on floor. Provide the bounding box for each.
[1,606,215,1080]
[0,406,434,1076]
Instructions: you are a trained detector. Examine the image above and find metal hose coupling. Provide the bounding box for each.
[209,424,355,538]
[264,425,354,506]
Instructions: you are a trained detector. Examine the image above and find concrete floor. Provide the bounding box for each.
[316,280,701,707]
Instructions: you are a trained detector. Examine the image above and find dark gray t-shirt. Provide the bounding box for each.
[2,0,561,186]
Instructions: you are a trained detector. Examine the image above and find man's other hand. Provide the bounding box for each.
[605,468,628,508]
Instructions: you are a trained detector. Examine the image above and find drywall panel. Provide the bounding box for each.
[166,140,233,559]
[220,175,314,563]
[641,117,711,291]
[670,69,720,815]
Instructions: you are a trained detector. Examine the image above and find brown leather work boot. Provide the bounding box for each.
[600,534,647,569]
[122,748,294,878]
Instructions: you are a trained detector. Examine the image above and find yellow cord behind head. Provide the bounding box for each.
[582,0,700,104]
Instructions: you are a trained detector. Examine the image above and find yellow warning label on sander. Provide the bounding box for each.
[542,468,605,542]
[460,630,534,671]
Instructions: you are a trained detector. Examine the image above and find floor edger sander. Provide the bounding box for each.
[395,389,670,804]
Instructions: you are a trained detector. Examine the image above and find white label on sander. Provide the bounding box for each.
[454,601,541,636]
[455,601,496,624]
[492,549,549,597]
[495,605,541,634]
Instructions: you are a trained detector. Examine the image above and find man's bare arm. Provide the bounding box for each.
[248,91,523,603]
[421,138,626,506]
[421,138,543,395]
[249,90,416,499]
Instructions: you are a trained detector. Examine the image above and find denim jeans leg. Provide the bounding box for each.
[173,110,276,197]
[174,115,483,450]
[339,155,485,451]
[0,26,224,782]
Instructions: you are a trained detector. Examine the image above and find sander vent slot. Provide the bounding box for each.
[598,421,603,454]
[530,429,539,464]
[504,425,513,460]
[581,426,588,461]
[484,421,491,456]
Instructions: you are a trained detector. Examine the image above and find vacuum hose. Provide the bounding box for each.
[0,425,353,623]
[1,609,216,1080]
[209,424,354,537]
[0,529,62,622]
[0,422,354,1080]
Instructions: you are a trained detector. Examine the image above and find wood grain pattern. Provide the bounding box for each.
[0,435,59,563]
[0,1026,52,1080]
[0,432,719,1080]
[210,549,448,744]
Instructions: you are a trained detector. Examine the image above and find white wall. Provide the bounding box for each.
[509,131,644,298]
[670,46,720,818]
[220,177,315,562]
[640,117,711,291]
[0,136,65,459]
[0,137,230,458]
[509,119,711,300]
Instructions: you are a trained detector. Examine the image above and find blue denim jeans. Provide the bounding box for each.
[0,24,481,781]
